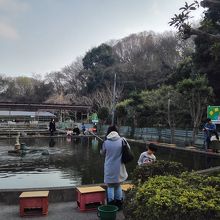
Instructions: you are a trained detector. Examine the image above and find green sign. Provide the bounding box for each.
[207,106,220,124]
[91,113,99,123]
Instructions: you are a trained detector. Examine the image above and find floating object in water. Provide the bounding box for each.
[8,150,21,155]
[14,132,21,150]
[8,143,49,157]
[10,142,28,155]
[14,143,20,151]
[42,150,49,156]
[20,143,28,150]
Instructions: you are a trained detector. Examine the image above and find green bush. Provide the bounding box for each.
[131,160,186,185]
[124,173,220,220]
[180,172,220,191]
[122,188,138,220]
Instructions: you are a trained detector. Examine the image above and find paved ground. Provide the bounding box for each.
[0,202,125,220]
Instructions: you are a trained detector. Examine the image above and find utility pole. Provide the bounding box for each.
[111,73,117,125]
[167,92,174,144]
[168,92,171,127]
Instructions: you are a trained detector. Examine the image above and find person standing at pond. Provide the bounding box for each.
[81,122,86,135]
[203,118,218,150]
[101,125,128,209]
[49,118,56,136]
[137,143,157,165]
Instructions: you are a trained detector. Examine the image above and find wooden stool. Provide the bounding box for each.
[121,183,134,192]
[121,184,134,200]
[19,191,49,217]
[76,186,105,211]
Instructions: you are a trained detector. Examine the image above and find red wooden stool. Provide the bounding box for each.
[19,191,49,217]
[76,186,105,211]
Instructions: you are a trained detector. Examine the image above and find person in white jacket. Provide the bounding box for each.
[101,125,128,209]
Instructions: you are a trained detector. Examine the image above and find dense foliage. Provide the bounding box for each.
[131,160,186,186]
[124,173,220,220]
[170,0,220,101]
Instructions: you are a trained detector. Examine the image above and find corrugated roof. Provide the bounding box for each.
[0,111,55,117]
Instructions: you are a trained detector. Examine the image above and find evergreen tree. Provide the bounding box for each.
[170,0,220,101]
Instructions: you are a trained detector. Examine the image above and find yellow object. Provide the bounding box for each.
[76,186,105,194]
[121,184,134,191]
[19,191,49,198]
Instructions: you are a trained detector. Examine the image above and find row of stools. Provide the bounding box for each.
[19,184,133,217]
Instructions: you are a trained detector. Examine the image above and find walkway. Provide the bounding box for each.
[1,201,124,220]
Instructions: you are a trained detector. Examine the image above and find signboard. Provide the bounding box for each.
[91,113,99,123]
[207,106,220,124]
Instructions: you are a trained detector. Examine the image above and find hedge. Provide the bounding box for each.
[131,160,186,186]
[124,173,220,220]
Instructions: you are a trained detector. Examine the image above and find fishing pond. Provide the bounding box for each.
[0,137,219,189]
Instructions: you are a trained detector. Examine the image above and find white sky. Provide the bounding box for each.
[0,0,204,77]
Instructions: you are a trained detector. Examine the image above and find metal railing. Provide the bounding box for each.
[100,125,205,147]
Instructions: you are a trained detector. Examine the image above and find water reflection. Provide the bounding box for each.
[66,136,72,143]
[0,137,219,189]
[91,137,99,152]
[0,169,79,189]
[49,138,56,147]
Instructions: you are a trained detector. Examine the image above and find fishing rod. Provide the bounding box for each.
[87,130,104,142]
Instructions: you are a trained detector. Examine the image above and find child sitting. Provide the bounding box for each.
[138,143,157,165]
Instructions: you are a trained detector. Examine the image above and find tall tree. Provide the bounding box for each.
[170,0,220,101]
[61,57,85,94]
[139,86,183,143]
[0,75,9,101]
[176,75,213,144]
[82,44,118,93]
[113,31,187,93]
[83,44,116,71]
[45,71,66,95]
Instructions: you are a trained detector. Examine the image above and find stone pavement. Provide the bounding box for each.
[0,201,125,220]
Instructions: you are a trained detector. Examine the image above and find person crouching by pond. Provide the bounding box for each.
[49,118,56,136]
[138,143,157,165]
[73,125,80,135]
[101,125,128,210]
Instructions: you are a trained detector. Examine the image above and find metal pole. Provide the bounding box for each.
[9,109,11,139]
[167,92,172,143]
[111,73,117,125]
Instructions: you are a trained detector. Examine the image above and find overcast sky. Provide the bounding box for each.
[0,0,204,77]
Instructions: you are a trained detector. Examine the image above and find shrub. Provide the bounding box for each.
[131,160,186,185]
[124,173,220,220]
[122,188,138,220]
[181,172,220,191]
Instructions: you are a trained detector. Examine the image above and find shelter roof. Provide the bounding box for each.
[0,111,55,117]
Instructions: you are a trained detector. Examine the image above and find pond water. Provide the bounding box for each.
[0,137,219,189]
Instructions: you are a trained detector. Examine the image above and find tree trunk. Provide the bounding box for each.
[170,126,175,144]
[130,114,137,138]
[192,127,197,146]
